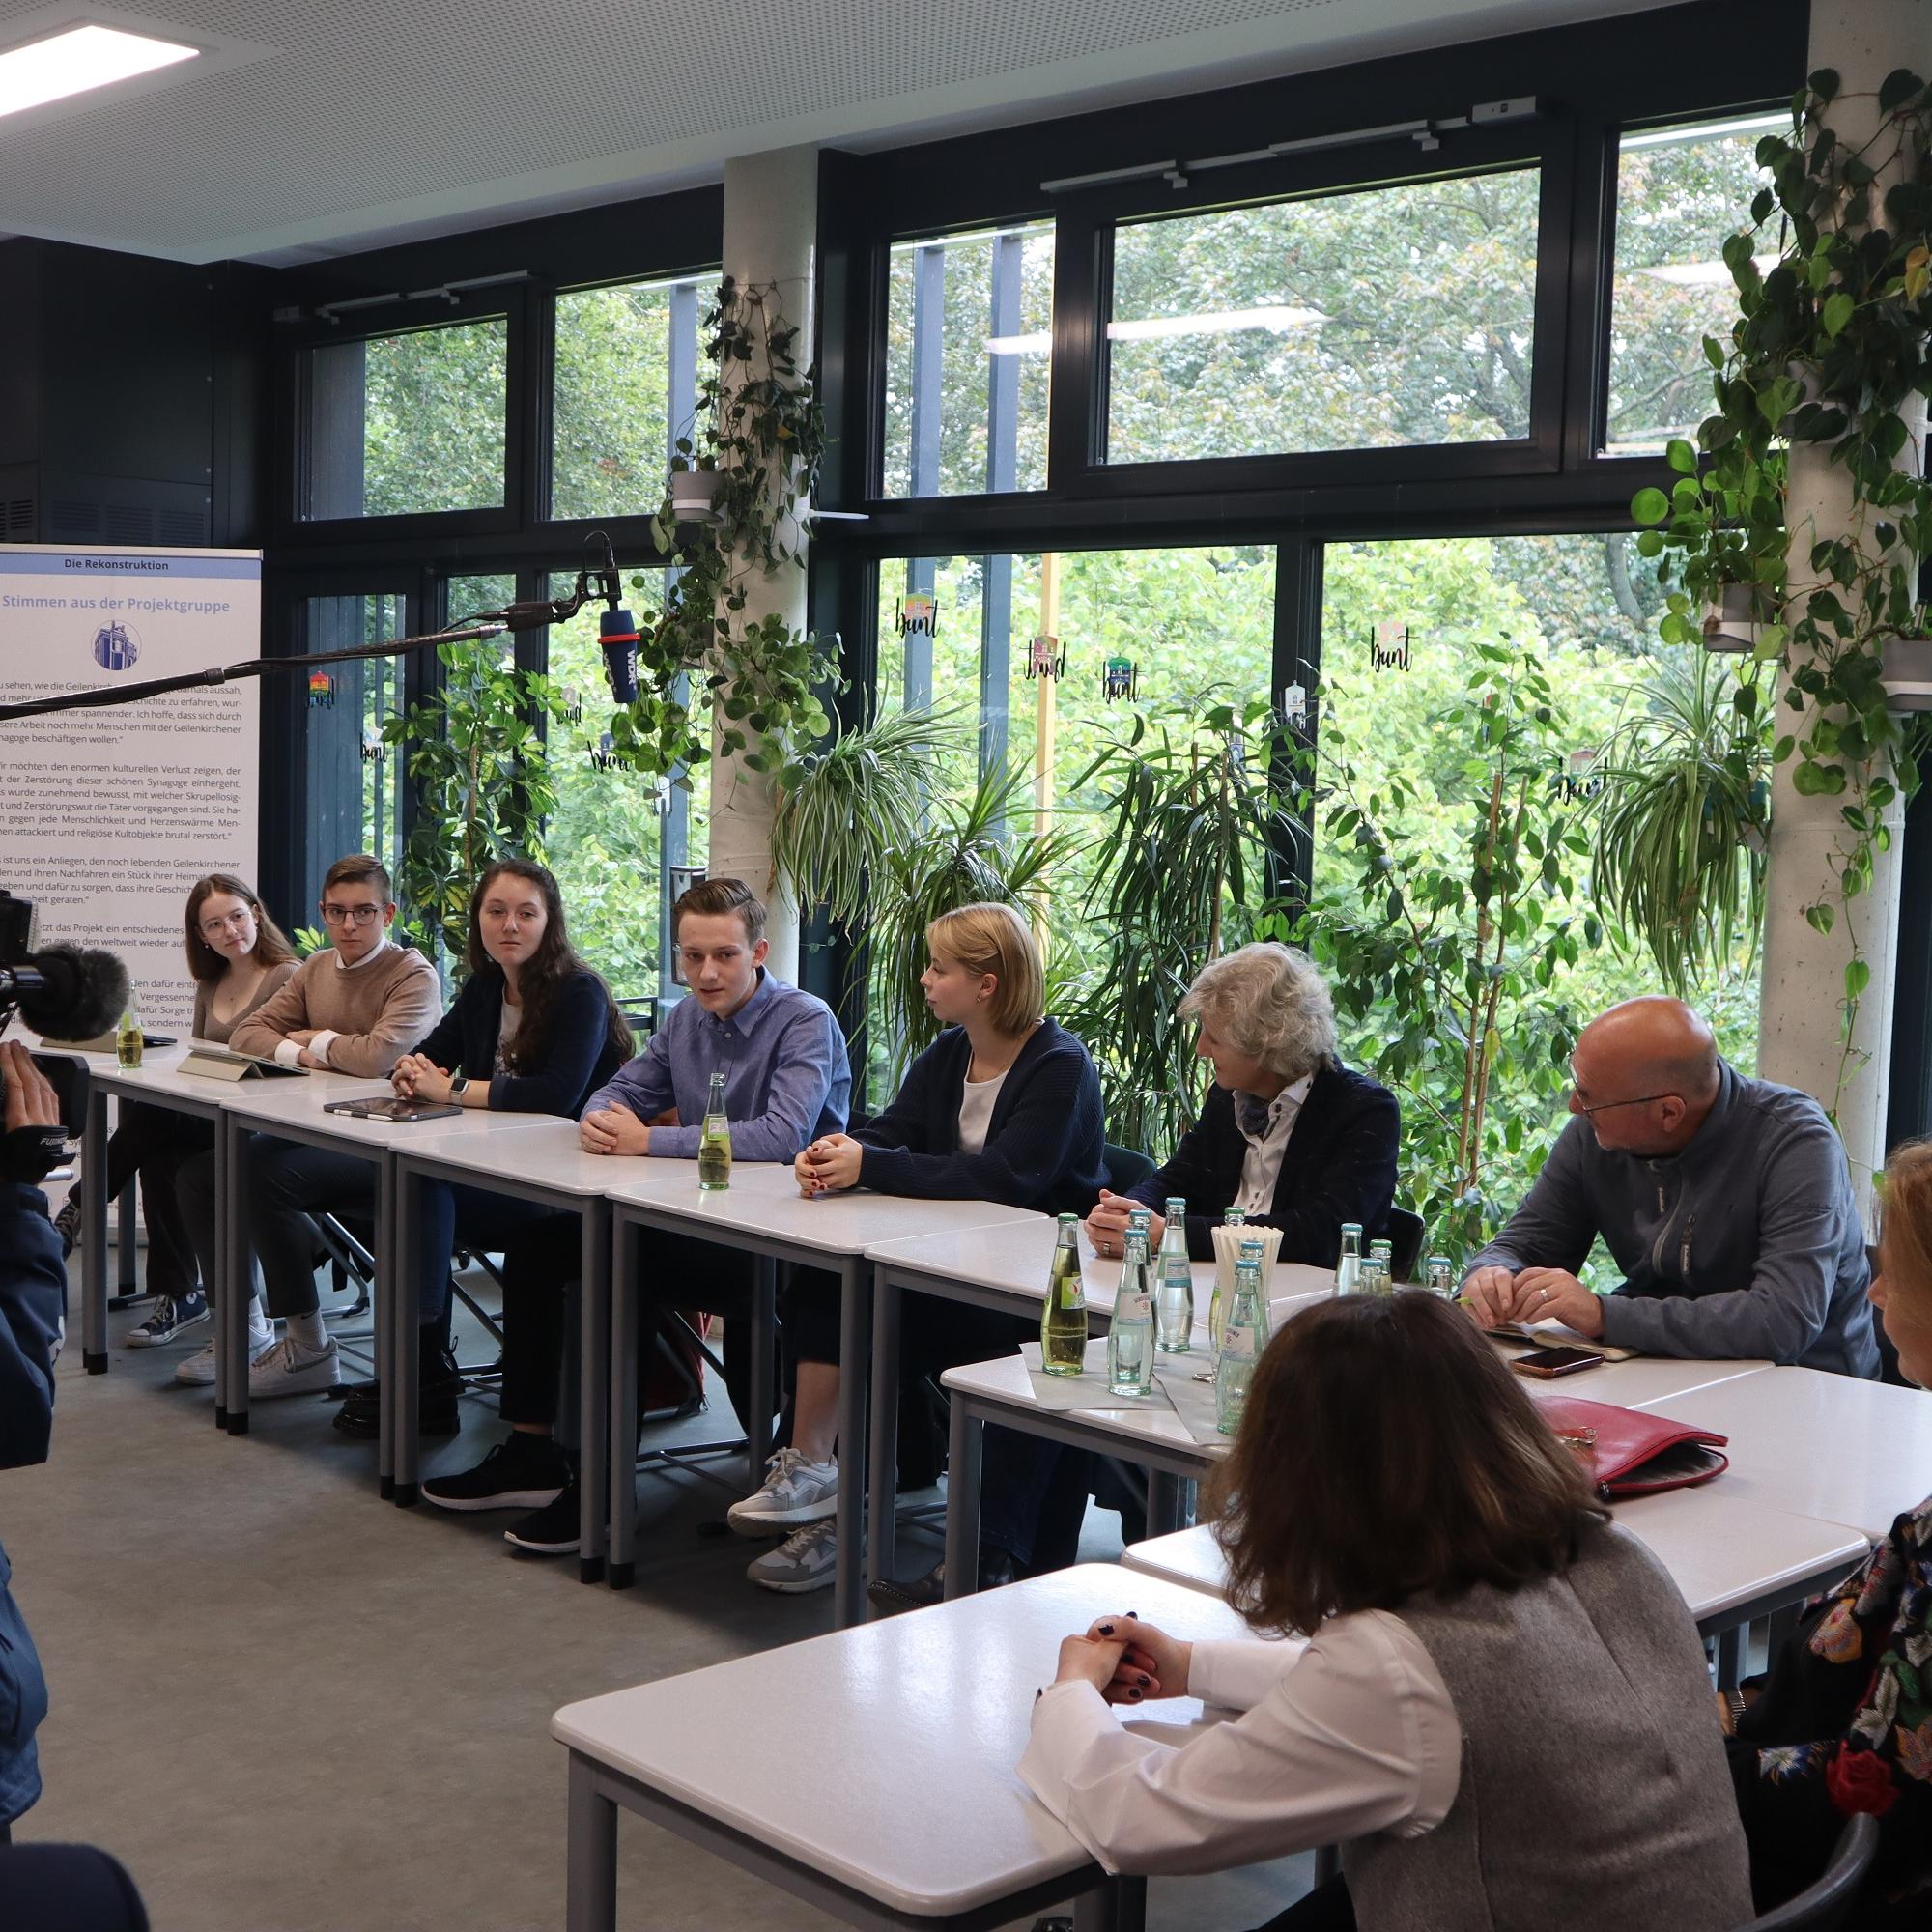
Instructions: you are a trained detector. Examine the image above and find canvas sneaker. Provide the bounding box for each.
[53,1196,80,1258]
[127,1291,210,1348]
[173,1326,276,1387]
[503,1483,581,1555]
[248,1335,340,1400]
[747,1519,838,1594]
[725,1447,838,1537]
[422,1434,571,1513]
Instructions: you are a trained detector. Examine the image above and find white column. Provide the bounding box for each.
[708,146,817,982]
[1757,0,1928,1209]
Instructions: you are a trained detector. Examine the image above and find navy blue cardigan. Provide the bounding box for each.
[1125,1062,1400,1264]
[412,963,625,1118]
[855,1018,1108,1218]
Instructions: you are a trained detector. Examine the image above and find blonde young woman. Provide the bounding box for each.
[56,873,296,1348]
[724,902,1108,1595]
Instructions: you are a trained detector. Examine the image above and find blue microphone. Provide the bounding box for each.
[599,591,640,705]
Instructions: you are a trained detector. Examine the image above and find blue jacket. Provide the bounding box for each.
[855,1019,1107,1216]
[1125,1062,1400,1264]
[1,1182,63,1825]
[412,964,626,1118]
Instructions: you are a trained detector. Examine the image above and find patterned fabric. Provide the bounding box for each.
[1730,1495,1932,1919]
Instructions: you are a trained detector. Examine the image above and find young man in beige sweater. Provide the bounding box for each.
[177,855,441,1398]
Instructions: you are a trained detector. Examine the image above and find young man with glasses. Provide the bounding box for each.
[1460,995,1877,1378]
[200,854,440,1397]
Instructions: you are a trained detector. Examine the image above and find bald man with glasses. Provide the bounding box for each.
[1461,997,1878,1378]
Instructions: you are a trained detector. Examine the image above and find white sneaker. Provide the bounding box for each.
[173,1327,276,1387]
[725,1448,838,1537]
[248,1336,340,1400]
[747,1519,838,1593]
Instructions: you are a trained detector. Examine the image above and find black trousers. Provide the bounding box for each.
[99,1102,212,1300]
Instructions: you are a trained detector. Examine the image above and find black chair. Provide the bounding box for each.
[1386,1205,1426,1283]
[1102,1143,1156,1194]
[1730,1813,1878,1931]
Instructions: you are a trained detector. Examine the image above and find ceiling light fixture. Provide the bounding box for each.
[0,23,198,121]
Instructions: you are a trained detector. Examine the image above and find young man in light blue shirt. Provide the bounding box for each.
[423,879,853,1586]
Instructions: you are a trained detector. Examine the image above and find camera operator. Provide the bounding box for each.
[0,1040,64,1840]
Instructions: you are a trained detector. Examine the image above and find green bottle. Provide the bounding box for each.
[1040,1213,1088,1376]
[1216,1238,1272,1435]
[697,1069,731,1190]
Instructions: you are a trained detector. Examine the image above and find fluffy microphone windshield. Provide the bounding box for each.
[19,943,130,1042]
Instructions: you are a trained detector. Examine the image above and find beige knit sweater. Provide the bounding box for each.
[229,942,441,1077]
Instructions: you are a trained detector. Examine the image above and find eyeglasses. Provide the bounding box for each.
[320,903,384,927]
[199,909,255,937]
[1571,1090,1675,1118]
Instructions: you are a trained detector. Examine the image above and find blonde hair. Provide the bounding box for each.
[1880,1140,1932,1315]
[926,903,1044,1038]
[1180,943,1337,1082]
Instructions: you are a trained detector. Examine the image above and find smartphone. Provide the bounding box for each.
[1510,1346,1604,1378]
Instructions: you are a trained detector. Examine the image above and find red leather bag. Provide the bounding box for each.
[1534,1394,1729,1500]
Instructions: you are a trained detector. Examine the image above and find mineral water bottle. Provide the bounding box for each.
[1040,1213,1088,1376]
[1426,1255,1457,1297]
[1368,1238,1395,1294]
[697,1070,732,1190]
[1209,1206,1246,1346]
[1217,1240,1271,1435]
[116,1006,142,1069]
[1155,1199,1193,1353]
[1107,1231,1155,1397]
[1333,1222,1363,1295]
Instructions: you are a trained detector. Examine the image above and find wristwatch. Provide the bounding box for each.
[448,1071,469,1099]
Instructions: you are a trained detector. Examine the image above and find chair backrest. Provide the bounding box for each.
[1386,1204,1426,1282]
[1103,1143,1157,1195]
[1731,1814,1878,1932]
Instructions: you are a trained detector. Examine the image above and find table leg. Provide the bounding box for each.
[833,1258,868,1630]
[747,1257,776,1494]
[221,1121,250,1435]
[607,1213,639,1590]
[1715,1624,1743,1692]
[389,1155,417,1506]
[579,1202,611,1586]
[944,1396,983,1600]
[1149,1469,1187,1537]
[81,1087,108,1372]
[865,1269,901,1611]
[565,1754,618,1932]
[1073,1876,1146,1931]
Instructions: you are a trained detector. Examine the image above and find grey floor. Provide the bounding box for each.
[10,1248,1312,1931]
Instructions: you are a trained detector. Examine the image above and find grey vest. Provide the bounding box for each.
[1344,1523,1751,1932]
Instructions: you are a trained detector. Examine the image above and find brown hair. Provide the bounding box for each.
[672,875,765,947]
[1206,1291,1607,1634]
[1878,1140,1932,1337]
[184,873,297,985]
[926,902,1045,1037]
[469,858,633,1072]
[323,853,393,900]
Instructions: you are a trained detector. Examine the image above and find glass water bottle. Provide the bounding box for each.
[697,1069,732,1190]
[1040,1213,1088,1376]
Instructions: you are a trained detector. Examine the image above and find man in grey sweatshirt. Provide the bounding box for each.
[1463,997,1878,1378]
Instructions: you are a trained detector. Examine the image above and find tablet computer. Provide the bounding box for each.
[323,1097,464,1123]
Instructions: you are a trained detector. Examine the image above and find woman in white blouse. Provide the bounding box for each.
[1021,1291,1753,1932]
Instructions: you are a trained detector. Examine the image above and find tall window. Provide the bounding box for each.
[1605,113,1783,454]
[305,318,509,519]
[552,275,705,522]
[1106,169,1542,464]
[882,222,1054,498]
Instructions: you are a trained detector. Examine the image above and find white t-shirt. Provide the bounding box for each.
[496,996,523,1073]
[956,1065,1010,1154]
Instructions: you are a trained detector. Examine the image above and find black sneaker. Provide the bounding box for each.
[503,1483,581,1555]
[126,1291,211,1349]
[332,1384,462,1439]
[54,1197,80,1259]
[421,1435,569,1513]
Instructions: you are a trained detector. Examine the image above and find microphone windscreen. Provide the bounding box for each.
[20,944,130,1042]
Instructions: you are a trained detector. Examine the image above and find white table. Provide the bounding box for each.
[867,1215,1333,1601]
[387,1118,596,1541]
[1488,1332,1774,1409]
[605,1164,1043,1627]
[1628,1366,1932,1541]
[554,1564,1252,1931]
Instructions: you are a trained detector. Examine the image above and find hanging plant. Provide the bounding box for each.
[605,275,837,782]
[1633,65,1932,1106]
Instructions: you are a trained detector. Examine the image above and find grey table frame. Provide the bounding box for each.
[391,1146,611,1578]
[564,1750,1144,1932]
[609,1197,867,1624]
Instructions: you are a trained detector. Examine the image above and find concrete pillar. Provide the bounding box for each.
[708,146,817,982]
[1757,0,1929,1209]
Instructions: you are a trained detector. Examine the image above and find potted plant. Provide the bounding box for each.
[1882,630,1932,711]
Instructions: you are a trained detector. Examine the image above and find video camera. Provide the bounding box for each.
[1,891,128,1182]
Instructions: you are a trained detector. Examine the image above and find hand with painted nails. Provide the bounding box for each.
[1052,1632,1130,1696]
[1055,1613,1193,1704]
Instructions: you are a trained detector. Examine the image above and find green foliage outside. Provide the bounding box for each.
[355,318,508,515]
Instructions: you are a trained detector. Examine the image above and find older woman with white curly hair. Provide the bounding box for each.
[1087,941,1399,1264]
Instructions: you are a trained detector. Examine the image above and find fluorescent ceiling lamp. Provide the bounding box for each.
[1621,113,1788,152]
[1108,304,1327,344]
[1640,255,1778,286]
[0,23,197,119]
